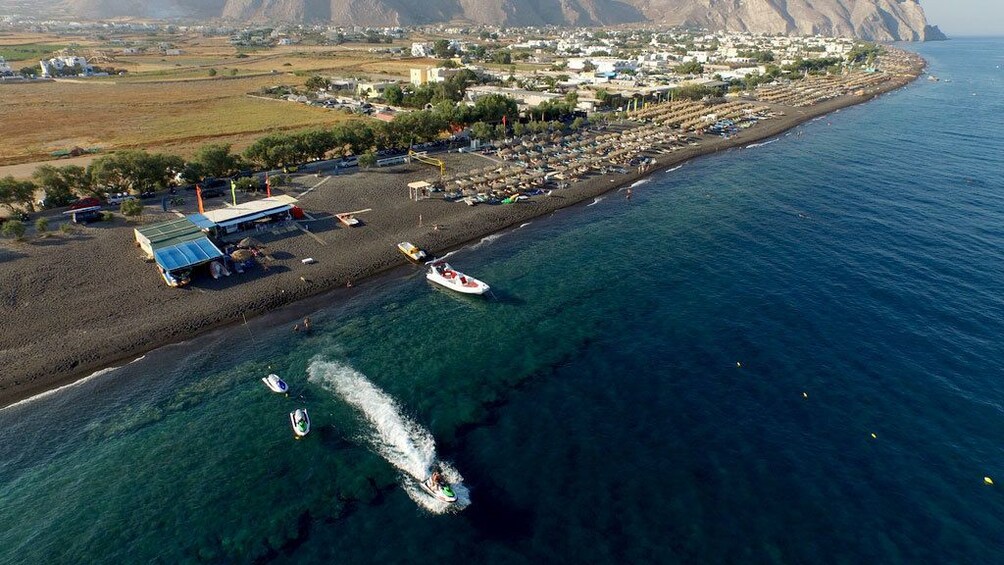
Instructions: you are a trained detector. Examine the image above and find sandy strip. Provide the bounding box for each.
[0,70,922,408]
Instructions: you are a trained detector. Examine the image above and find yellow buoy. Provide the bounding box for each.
[985,476,994,486]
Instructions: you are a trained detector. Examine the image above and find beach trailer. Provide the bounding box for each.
[62,205,101,224]
[134,217,225,287]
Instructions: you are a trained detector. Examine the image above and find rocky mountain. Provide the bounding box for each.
[56,0,945,41]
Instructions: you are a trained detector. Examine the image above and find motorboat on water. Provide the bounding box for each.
[420,473,458,503]
[290,408,310,438]
[426,261,490,295]
[261,373,289,394]
[398,241,427,261]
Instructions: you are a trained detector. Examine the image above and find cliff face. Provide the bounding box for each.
[630,0,946,41]
[59,0,945,41]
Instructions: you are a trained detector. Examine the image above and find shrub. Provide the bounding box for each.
[59,223,73,235]
[208,68,217,77]
[121,198,144,218]
[101,211,115,222]
[35,217,48,232]
[1,220,26,240]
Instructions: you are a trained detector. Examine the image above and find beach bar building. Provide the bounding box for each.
[200,195,299,238]
[135,215,224,287]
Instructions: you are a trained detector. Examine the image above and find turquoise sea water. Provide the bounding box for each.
[2,39,1003,563]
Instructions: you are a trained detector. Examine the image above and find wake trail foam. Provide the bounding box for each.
[746,138,779,149]
[308,359,470,513]
[586,196,604,207]
[664,164,683,173]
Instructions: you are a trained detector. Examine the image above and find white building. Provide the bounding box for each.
[411,42,433,57]
[0,57,13,76]
[39,56,92,77]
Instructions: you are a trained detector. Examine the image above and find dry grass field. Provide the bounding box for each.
[0,32,428,170]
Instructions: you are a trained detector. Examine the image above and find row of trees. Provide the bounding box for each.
[12,94,569,211]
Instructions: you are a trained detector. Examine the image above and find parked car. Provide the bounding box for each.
[70,197,102,210]
[105,192,136,205]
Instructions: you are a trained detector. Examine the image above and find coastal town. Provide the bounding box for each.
[0,14,924,405]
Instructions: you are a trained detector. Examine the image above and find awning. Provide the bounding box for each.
[154,238,224,272]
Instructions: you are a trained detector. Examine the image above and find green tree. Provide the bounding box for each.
[207,68,217,77]
[491,51,512,65]
[120,198,144,218]
[1,220,25,240]
[676,60,704,75]
[234,177,259,193]
[0,176,37,213]
[472,94,518,124]
[469,121,493,141]
[88,151,183,195]
[192,144,242,179]
[433,39,453,59]
[384,84,404,105]
[358,150,377,168]
[33,164,90,206]
[227,68,238,77]
[305,75,328,90]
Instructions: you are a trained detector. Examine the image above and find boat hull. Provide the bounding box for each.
[426,263,489,295]
[419,479,458,503]
[262,374,288,394]
[290,409,310,437]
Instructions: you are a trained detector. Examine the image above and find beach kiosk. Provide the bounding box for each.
[200,195,298,238]
[135,216,225,287]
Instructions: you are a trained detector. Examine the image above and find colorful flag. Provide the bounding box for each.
[195,184,204,214]
[230,179,237,206]
[265,174,271,197]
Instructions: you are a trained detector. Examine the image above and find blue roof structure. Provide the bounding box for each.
[154,238,223,272]
[187,213,216,231]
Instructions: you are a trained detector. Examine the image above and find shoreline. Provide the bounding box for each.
[0,64,924,409]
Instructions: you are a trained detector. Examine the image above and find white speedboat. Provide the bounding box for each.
[290,408,310,438]
[398,241,427,261]
[427,261,490,295]
[420,474,458,503]
[261,373,288,394]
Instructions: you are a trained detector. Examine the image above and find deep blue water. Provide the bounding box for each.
[2,39,1003,564]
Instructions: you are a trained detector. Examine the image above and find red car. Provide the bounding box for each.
[70,197,101,210]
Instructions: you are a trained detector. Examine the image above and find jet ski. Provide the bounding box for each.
[420,472,457,503]
[290,408,310,438]
[261,373,289,394]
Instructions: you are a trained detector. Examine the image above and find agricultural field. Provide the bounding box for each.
[0,33,429,170]
[0,43,66,61]
[0,74,358,166]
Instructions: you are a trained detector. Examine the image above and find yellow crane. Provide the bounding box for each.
[407,149,445,178]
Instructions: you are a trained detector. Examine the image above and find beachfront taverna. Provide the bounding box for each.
[135,195,299,286]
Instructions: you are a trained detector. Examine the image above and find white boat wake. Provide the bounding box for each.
[664,164,683,173]
[586,196,604,207]
[746,138,779,149]
[308,359,470,513]
[629,178,650,188]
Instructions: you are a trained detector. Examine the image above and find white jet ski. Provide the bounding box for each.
[420,472,457,503]
[261,373,289,394]
[290,408,310,438]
